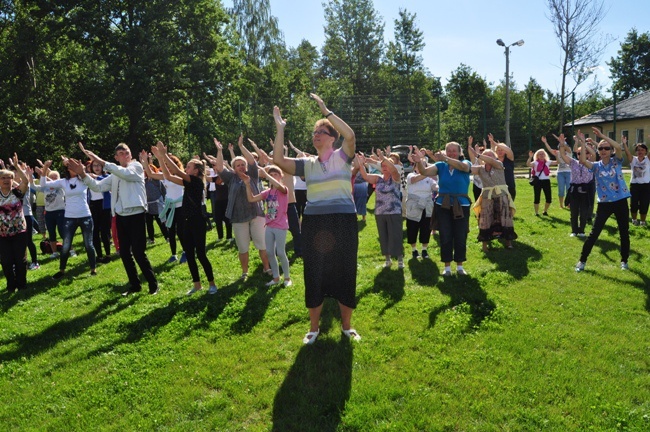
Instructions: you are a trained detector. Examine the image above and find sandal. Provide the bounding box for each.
[302,329,320,345]
[341,328,361,341]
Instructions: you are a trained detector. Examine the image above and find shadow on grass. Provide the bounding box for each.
[408,256,439,287]
[370,267,405,315]
[481,240,542,280]
[272,337,353,432]
[231,280,283,334]
[0,295,136,362]
[429,274,496,331]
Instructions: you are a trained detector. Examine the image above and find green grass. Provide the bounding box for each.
[2,179,650,431]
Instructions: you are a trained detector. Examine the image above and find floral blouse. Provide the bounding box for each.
[0,188,27,237]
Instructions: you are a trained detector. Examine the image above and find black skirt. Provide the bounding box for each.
[302,213,358,308]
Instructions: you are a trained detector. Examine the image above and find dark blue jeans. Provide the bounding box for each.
[435,204,469,264]
[61,216,96,271]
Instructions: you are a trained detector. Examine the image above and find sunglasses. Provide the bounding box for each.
[312,130,332,137]
[598,147,611,151]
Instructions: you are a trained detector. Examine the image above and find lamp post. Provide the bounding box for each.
[496,38,524,148]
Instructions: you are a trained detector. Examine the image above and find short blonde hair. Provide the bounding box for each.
[0,169,14,179]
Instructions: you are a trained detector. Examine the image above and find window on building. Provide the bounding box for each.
[622,130,629,142]
[608,131,615,139]
[637,129,645,144]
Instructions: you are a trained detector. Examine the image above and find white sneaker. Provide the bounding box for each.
[208,285,218,295]
[186,287,202,295]
[384,259,392,268]
[621,262,629,270]
[28,262,40,270]
[50,252,59,258]
[569,233,577,237]
[70,250,77,257]
[283,279,293,287]
[577,233,586,238]
[575,261,585,272]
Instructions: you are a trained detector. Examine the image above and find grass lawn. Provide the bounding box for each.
[1,178,650,431]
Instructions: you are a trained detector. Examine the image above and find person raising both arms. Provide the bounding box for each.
[149,143,218,295]
[575,127,631,272]
[67,142,159,296]
[272,95,361,345]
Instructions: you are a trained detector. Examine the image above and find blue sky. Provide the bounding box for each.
[224,0,649,97]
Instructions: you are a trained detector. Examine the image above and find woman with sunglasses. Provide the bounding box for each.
[272,94,360,345]
[575,127,631,272]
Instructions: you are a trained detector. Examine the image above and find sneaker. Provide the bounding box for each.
[52,271,65,280]
[542,211,548,216]
[167,255,178,263]
[570,233,577,237]
[208,285,218,295]
[283,279,293,287]
[70,250,77,257]
[50,252,60,258]
[412,250,419,259]
[179,251,187,264]
[239,272,248,281]
[28,262,40,270]
[441,269,452,277]
[147,239,155,245]
[421,250,429,259]
[384,259,392,268]
[398,260,404,269]
[186,287,202,295]
[632,219,639,226]
[457,268,468,276]
[575,261,585,272]
[621,262,629,270]
[90,270,97,276]
[265,279,281,287]
[641,221,647,227]
[577,233,587,238]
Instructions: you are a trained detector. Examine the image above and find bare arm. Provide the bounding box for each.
[151,142,187,186]
[271,106,298,175]
[238,134,256,166]
[242,174,264,203]
[592,127,623,158]
[310,93,355,158]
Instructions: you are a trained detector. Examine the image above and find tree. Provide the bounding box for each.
[228,0,284,68]
[546,0,610,131]
[320,0,384,95]
[608,28,650,100]
[385,8,424,79]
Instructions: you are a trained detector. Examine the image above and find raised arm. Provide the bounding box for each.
[151,142,187,186]
[238,134,256,166]
[579,139,593,169]
[478,153,504,170]
[260,168,288,194]
[592,127,623,158]
[12,154,29,194]
[355,153,380,185]
[412,146,438,177]
[139,150,164,180]
[376,149,400,182]
[272,106,297,175]
[310,93,355,158]
[248,139,270,166]
[242,173,264,203]
[621,134,633,163]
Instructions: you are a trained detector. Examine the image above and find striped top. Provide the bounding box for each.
[294,148,355,215]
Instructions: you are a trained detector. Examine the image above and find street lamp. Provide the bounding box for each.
[496,38,524,148]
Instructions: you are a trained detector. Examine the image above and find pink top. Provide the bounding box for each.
[261,188,288,230]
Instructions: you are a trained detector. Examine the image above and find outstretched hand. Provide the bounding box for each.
[213,137,223,151]
[273,106,286,128]
[66,158,86,176]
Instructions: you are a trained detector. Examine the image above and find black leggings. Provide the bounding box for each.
[580,199,630,263]
[25,215,38,263]
[183,215,214,283]
[90,200,111,257]
[146,213,169,241]
[167,206,185,256]
[630,183,650,216]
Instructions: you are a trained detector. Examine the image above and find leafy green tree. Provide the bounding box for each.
[442,64,492,145]
[228,0,284,68]
[321,0,384,95]
[608,28,650,100]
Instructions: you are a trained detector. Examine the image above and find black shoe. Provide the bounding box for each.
[412,250,419,259]
[149,286,159,295]
[543,211,548,216]
[90,270,97,276]
[422,250,429,259]
[121,288,142,297]
[52,271,65,280]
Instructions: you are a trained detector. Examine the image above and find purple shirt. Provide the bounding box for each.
[569,158,593,184]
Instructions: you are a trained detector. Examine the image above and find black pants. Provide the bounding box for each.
[90,199,112,257]
[406,209,431,245]
[579,199,630,264]
[287,203,302,256]
[116,213,158,292]
[569,184,590,234]
[167,206,185,256]
[25,215,38,264]
[210,194,232,240]
[146,213,169,241]
[183,215,214,283]
[630,183,650,216]
[0,231,27,292]
[295,190,307,219]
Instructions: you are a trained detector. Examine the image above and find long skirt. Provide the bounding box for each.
[302,213,358,308]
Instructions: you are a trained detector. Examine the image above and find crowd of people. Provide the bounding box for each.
[1,99,647,343]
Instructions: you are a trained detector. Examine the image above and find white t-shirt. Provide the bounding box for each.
[406,173,437,197]
[631,157,650,184]
[163,179,184,208]
[44,177,91,218]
